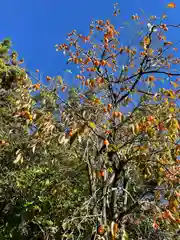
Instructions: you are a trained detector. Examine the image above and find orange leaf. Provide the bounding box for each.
[167,2,176,8]
[173,47,178,52]
[167,210,176,221]
[143,36,150,45]
[148,75,156,81]
[104,139,109,145]
[113,223,118,234]
[33,84,40,90]
[170,81,179,88]
[164,41,173,46]
[97,225,105,235]
[175,192,180,197]
[46,76,51,81]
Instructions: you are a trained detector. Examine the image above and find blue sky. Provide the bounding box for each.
[0,0,179,82]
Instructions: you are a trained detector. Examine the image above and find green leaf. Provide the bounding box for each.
[45,179,50,185]
[24,201,34,207]
[137,31,143,36]
[0,231,4,239]
[65,69,72,73]
[109,144,118,152]
[46,220,54,226]
[87,50,93,56]
[33,205,41,212]
[122,230,129,240]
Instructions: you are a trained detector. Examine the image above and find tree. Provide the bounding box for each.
[0,40,88,239]
[0,2,180,240]
[55,3,180,239]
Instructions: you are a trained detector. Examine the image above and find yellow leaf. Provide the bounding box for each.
[148,48,154,56]
[89,121,96,129]
[172,118,179,127]
[144,36,150,45]
[143,36,150,49]
[135,123,140,134]
[165,90,175,99]
[58,76,63,85]
[162,14,167,19]
[108,167,113,173]
[155,190,161,200]
[164,98,169,105]
[169,108,175,113]
[159,167,164,172]
[150,15,157,20]
[172,199,179,208]
[167,2,176,8]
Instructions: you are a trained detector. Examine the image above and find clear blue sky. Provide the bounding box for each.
[0,0,179,81]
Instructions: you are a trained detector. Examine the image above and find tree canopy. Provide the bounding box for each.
[0,2,179,240]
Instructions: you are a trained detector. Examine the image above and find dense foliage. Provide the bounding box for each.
[0,2,179,240]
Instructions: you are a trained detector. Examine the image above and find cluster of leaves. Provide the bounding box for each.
[0,2,180,240]
[0,40,89,239]
[55,2,180,239]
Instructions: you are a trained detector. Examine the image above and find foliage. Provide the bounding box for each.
[0,39,88,239]
[0,2,180,240]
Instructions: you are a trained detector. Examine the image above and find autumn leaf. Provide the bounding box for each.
[148,48,154,56]
[162,210,176,221]
[167,2,176,8]
[175,191,180,197]
[170,81,178,88]
[148,75,156,81]
[69,131,78,146]
[132,14,140,20]
[88,121,96,129]
[153,218,159,230]
[58,76,63,85]
[173,47,178,51]
[169,107,175,113]
[164,41,173,46]
[142,36,151,50]
[46,76,51,81]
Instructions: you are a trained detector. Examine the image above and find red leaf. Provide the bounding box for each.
[153,216,159,230]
